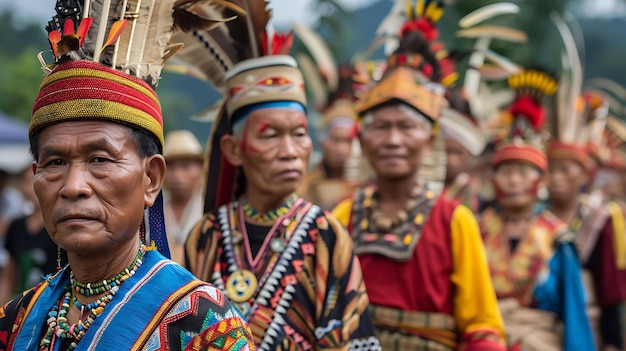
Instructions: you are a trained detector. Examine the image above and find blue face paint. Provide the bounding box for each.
[231,101,306,127]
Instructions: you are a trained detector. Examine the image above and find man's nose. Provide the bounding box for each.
[59,163,92,200]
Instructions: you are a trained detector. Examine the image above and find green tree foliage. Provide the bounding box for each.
[0,12,47,122]
[310,0,354,59]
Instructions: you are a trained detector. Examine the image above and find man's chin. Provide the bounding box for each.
[270,183,300,198]
[375,170,414,181]
[548,192,570,202]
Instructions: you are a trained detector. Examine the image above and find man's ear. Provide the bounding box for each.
[144,154,166,208]
[220,134,243,167]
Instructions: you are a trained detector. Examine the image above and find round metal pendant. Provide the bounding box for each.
[270,238,286,253]
[225,270,257,303]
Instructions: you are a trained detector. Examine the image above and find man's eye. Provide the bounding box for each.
[50,159,64,166]
[92,157,109,163]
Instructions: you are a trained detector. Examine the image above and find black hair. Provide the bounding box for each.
[395,30,441,82]
[29,122,161,161]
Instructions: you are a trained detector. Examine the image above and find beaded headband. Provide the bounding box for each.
[31,60,164,147]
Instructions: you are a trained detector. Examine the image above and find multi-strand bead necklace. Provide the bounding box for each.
[39,246,145,351]
[240,193,298,223]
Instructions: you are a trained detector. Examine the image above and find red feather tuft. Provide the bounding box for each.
[262,33,269,57]
[263,32,294,56]
[400,18,439,42]
[508,96,545,131]
[63,19,75,36]
[278,32,293,55]
[48,30,61,57]
[77,17,93,46]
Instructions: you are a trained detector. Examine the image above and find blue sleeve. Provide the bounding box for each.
[533,242,596,351]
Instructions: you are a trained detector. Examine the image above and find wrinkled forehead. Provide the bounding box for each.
[362,103,432,126]
[35,120,135,155]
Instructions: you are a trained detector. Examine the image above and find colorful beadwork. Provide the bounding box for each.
[240,193,297,223]
[40,246,145,351]
[70,248,144,296]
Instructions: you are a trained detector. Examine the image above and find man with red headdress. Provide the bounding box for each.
[479,68,595,351]
[547,84,626,350]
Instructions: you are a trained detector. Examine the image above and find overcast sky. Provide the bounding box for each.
[1,0,379,28]
[1,0,623,29]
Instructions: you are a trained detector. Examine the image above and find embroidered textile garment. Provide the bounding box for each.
[332,192,505,351]
[479,208,557,305]
[566,199,626,349]
[0,249,255,351]
[185,199,380,350]
[480,208,596,351]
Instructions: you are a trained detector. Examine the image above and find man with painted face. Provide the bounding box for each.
[479,69,595,351]
[183,32,379,350]
[332,3,506,350]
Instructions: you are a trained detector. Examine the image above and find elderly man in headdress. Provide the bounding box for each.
[0,1,254,350]
[547,77,626,350]
[479,67,595,351]
[180,2,379,349]
[332,2,506,350]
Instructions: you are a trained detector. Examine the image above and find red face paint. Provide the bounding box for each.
[240,121,260,153]
[257,122,270,134]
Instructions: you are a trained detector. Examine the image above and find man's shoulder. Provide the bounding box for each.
[426,195,464,224]
[0,282,47,346]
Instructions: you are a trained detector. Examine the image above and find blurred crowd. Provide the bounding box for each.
[2,0,626,350]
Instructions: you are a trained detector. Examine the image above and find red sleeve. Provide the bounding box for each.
[593,220,626,308]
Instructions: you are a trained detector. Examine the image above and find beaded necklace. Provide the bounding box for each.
[40,246,145,351]
[241,193,297,223]
[70,248,144,296]
[368,182,424,232]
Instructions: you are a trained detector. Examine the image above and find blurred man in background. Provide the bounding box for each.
[162,130,204,265]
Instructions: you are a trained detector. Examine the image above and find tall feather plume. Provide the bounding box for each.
[551,12,583,143]
[293,22,338,92]
[45,0,219,87]
[586,78,626,118]
[456,3,521,123]
[173,0,244,32]
[112,0,178,87]
[81,0,120,61]
[458,3,520,28]
[170,0,271,91]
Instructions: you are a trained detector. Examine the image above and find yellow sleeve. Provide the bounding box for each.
[608,201,626,269]
[331,199,354,228]
[450,205,506,338]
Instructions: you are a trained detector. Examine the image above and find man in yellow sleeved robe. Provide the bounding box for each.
[332,2,505,349]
